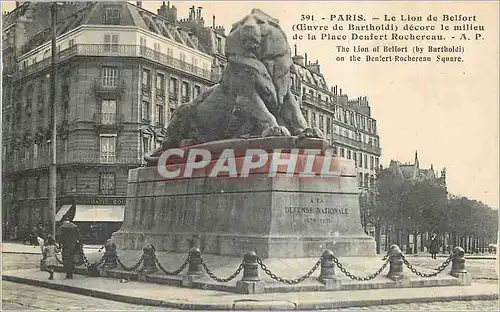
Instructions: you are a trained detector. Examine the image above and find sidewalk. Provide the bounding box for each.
[1,242,103,255]
[3,268,498,310]
[409,251,496,260]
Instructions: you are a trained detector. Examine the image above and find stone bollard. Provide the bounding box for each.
[236,251,265,294]
[138,244,158,281]
[318,249,341,289]
[182,247,203,287]
[103,240,118,268]
[450,246,472,285]
[387,244,404,281]
[100,240,118,277]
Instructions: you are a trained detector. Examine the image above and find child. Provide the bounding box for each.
[42,236,59,280]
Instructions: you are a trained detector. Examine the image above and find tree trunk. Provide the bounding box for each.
[413,232,418,254]
[420,232,425,252]
[385,226,390,251]
[375,224,381,254]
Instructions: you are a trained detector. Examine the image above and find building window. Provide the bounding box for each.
[156,73,165,93]
[99,172,116,195]
[103,33,119,52]
[169,77,178,99]
[102,66,118,86]
[326,117,331,135]
[311,112,316,127]
[181,81,189,102]
[35,176,40,198]
[340,148,345,158]
[156,104,164,127]
[358,173,363,187]
[142,101,150,122]
[60,172,66,195]
[364,154,368,169]
[142,69,151,89]
[347,150,352,160]
[370,156,374,170]
[101,99,117,124]
[104,6,121,25]
[100,136,116,163]
[194,85,201,98]
[142,136,150,154]
[375,157,379,169]
[301,109,308,122]
[216,37,222,53]
[319,115,324,131]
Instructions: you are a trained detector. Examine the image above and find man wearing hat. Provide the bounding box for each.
[58,216,80,279]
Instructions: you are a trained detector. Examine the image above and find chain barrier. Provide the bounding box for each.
[256,256,322,284]
[332,255,390,281]
[401,253,454,278]
[116,255,144,272]
[200,257,244,283]
[78,243,93,269]
[155,255,190,276]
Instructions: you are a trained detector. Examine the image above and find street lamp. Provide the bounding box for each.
[49,2,59,238]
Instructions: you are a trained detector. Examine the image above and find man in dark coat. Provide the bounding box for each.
[58,217,80,279]
[429,234,439,259]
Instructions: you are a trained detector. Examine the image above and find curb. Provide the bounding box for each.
[2,274,232,310]
[3,273,499,310]
[2,251,41,255]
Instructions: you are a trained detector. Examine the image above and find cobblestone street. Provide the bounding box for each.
[2,253,498,311]
[331,300,499,311]
[2,281,182,311]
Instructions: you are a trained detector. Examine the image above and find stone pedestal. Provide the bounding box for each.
[112,137,376,258]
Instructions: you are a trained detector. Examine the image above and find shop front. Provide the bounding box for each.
[55,197,125,245]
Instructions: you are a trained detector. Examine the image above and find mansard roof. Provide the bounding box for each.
[6,1,210,57]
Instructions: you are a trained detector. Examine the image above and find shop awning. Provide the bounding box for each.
[56,205,125,222]
[55,205,72,221]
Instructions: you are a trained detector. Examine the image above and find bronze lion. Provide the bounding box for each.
[146,9,322,163]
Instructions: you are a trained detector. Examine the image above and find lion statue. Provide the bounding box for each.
[145,9,322,164]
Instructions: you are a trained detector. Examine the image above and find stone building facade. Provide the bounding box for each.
[388,151,447,189]
[289,48,382,191]
[2,1,226,241]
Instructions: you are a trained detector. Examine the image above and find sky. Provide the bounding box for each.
[2,1,499,209]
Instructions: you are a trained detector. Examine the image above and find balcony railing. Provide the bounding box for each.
[16,44,212,80]
[94,77,125,93]
[3,151,143,172]
[331,133,382,156]
[93,112,123,125]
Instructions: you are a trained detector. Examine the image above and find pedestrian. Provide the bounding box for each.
[42,235,59,280]
[36,223,45,253]
[58,216,80,279]
[429,234,439,259]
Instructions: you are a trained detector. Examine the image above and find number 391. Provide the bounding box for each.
[300,14,315,21]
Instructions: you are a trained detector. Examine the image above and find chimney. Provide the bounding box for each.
[306,61,321,74]
[212,15,216,28]
[136,1,142,8]
[304,53,308,65]
[294,44,297,56]
[197,7,202,21]
[292,55,304,66]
